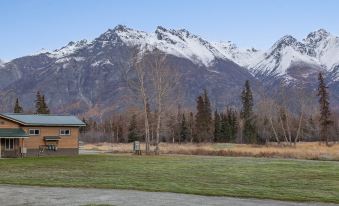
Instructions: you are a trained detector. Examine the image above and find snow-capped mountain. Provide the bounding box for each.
[1,26,339,115]
[90,25,229,67]
[304,29,339,69]
[28,26,339,80]
[0,25,256,116]
[250,35,321,81]
[33,25,264,68]
[247,29,339,83]
[212,41,264,68]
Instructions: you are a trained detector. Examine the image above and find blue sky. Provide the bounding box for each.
[1,0,339,61]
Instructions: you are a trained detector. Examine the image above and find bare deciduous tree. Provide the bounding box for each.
[123,49,151,154]
[145,50,180,154]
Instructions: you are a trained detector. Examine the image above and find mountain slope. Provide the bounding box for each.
[1,26,339,116]
[0,25,257,116]
[245,29,339,83]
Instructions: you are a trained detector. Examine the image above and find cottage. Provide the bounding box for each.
[0,113,85,158]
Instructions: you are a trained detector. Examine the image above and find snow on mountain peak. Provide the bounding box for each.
[30,48,51,56]
[299,29,339,71]
[30,39,89,59]
[212,41,264,67]
[304,29,330,48]
[26,25,262,68]
[250,29,339,81]
[25,25,339,81]
[114,24,130,32]
[48,39,88,59]
[106,25,267,67]
[251,34,320,77]
[275,35,298,46]
[109,25,226,66]
[269,35,312,56]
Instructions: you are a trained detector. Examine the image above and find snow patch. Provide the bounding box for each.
[49,40,88,58]
[91,59,113,67]
[30,40,89,59]
[213,41,264,67]
[112,25,225,67]
[55,57,85,64]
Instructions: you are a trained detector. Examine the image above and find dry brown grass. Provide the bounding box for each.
[81,142,339,160]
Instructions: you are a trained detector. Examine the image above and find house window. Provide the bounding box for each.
[29,129,40,135]
[60,129,71,136]
[5,139,14,150]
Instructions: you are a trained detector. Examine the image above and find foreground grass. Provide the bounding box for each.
[0,155,339,203]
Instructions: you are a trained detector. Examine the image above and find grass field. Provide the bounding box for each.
[82,142,339,160]
[0,155,339,203]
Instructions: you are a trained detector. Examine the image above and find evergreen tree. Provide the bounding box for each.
[128,114,139,142]
[116,115,124,143]
[317,72,332,145]
[117,124,123,143]
[194,90,213,142]
[35,92,50,114]
[241,80,256,144]
[231,110,238,142]
[195,95,205,142]
[203,89,213,141]
[13,98,23,113]
[179,114,189,143]
[227,108,238,142]
[219,113,228,142]
[41,95,50,114]
[213,110,221,142]
[188,112,194,142]
[35,91,43,114]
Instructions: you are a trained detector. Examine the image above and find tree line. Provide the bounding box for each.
[80,72,338,147]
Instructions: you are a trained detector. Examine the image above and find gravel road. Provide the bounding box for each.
[0,185,337,206]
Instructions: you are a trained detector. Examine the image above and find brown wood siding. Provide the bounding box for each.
[22,127,79,149]
[0,117,20,128]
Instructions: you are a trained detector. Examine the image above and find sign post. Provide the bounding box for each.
[133,141,141,155]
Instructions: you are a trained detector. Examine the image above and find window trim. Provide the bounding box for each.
[29,129,40,136]
[5,138,14,151]
[59,129,71,136]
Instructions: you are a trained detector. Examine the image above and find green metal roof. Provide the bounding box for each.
[0,113,85,126]
[0,128,28,137]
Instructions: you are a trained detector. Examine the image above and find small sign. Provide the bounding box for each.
[133,141,140,151]
[21,147,27,154]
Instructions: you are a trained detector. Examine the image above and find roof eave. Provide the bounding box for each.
[0,114,26,125]
[22,124,86,127]
[0,114,86,127]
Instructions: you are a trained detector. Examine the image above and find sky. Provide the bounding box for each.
[1,0,339,61]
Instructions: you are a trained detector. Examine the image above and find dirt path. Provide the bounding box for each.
[0,185,337,206]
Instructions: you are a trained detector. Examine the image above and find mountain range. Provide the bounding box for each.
[1,25,338,117]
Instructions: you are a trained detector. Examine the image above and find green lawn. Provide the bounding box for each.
[0,155,339,203]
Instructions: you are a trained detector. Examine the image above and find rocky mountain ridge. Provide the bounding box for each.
[1,26,338,116]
